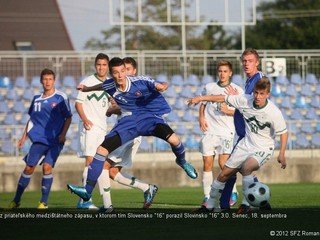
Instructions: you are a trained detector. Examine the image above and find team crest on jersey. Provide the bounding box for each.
[51,102,57,108]
[135,91,142,96]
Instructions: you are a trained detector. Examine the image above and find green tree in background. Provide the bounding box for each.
[234,0,320,49]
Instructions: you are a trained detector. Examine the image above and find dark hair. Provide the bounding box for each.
[95,53,109,64]
[109,57,125,73]
[123,57,137,69]
[40,68,55,80]
[241,48,260,61]
[255,76,271,92]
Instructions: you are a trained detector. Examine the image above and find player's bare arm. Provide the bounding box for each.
[58,116,72,144]
[219,103,235,116]
[77,83,103,92]
[17,121,29,148]
[187,95,225,107]
[75,102,93,130]
[277,131,288,169]
[155,82,168,92]
[199,104,208,132]
[106,96,121,117]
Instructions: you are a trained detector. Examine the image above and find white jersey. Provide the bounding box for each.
[201,81,244,137]
[225,94,287,149]
[76,74,111,131]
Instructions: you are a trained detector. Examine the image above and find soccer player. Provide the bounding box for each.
[188,77,288,212]
[8,68,72,209]
[76,55,158,211]
[198,60,244,209]
[224,48,269,213]
[67,57,198,208]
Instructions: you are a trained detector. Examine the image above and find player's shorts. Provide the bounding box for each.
[200,133,234,156]
[225,140,274,169]
[108,136,142,168]
[23,142,63,167]
[106,113,168,144]
[78,124,107,157]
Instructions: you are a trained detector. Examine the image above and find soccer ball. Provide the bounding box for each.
[244,182,271,207]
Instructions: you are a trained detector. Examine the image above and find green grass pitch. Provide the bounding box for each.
[1,183,319,240]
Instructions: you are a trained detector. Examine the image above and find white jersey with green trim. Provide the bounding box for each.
[201,82,244,137]
[76,74,111,131]
[225,94,287,149]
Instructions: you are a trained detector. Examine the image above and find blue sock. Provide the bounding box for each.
[13,172,32,203]
[171,142,186,165]
[85,153,106,194]
[40,174,53,204]
[220,174,237,209]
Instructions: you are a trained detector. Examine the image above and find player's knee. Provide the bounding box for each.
[109,167,119,180]
[42,163,52,175]
[153,123,174,141]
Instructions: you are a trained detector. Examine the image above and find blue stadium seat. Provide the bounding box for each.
[300,85,313,97]
[163,87,177,99]
[0,102,10,113]
[154,138,170,151]
[179,86,194,98]
[165,111,181,122]
[300,122,315,134]
[15,76,29,88]
[1,139,15,155]
[311,133,320,148]
[5,89,19,101]
[310,97,320,108]
[280,96,292,109]
[271,84,283,97]
[290,109,304,120]
[187,74,200,86]
[295,96,310,108]
[287,122,299,135]
[0,128,10,140]
[305,108,317,120]
[30,76,41,89]
[62,75,76,88]
[70,89,79,100]
[173,98,186,110]
[171,74,184,86]
[305,73,317,85]
[13,100,26,113]
[295,134,310,149]
[3,113,18,125]
[315,83,320,95]
[231,74,243,87]
[174,124,189,136]
[285,85,297,97]
[191,124,202,136]
[139,137,152,152]
[184,136,199,151]
[201,75,213,85]
[0,76,13,88]
[290,73,302,85]
[22,88,34,101]
[156,74,168,83]
[20,113,29,125]
[194,87,203,96]
[276,75,289,86]
[182,109,196,122]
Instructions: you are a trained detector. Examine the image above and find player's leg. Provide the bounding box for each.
[97,160,113,212]
[153,123,198,179]
[68,133,121,201]
[201,155,214,207]
[206,166,238,211]
[8,143,46,209]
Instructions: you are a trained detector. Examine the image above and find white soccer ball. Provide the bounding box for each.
[244,182,271,207]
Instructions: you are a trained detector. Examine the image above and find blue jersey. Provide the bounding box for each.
[234,71,266,139]
[27,90,72,145]
[102,75,171,116]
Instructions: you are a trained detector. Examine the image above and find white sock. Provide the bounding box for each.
[114,172,149,192]
[97,169,112,208]
[207,179,225,210]
[232,182,238,194]
[241,175,255,205]
[80,166,93,203]
[202,171,213,198]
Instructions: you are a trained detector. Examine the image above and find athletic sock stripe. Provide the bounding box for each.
[94,153,106,162]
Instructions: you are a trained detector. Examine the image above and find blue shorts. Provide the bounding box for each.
[23,142,64,167]
[106,113,168,145]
